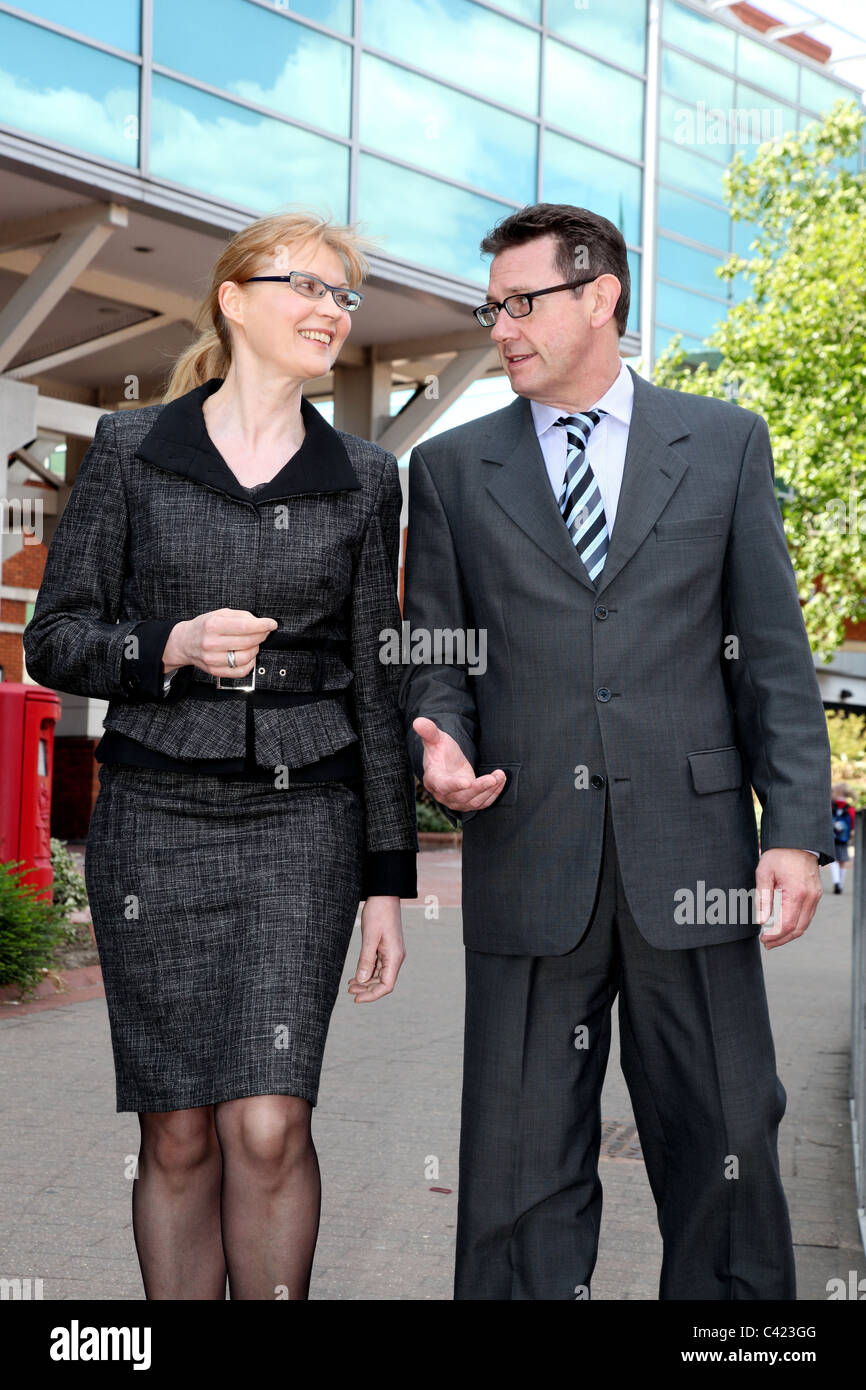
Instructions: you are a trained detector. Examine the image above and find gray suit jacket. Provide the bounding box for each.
[23,379,418,887]
[400,364,834,953]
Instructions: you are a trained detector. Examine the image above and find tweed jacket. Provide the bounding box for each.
[23,377,418,897]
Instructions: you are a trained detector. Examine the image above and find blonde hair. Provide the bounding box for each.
[833,781,851,799]
[162,210,379,401]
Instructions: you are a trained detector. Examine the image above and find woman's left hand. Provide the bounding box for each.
[347,896,405,1002]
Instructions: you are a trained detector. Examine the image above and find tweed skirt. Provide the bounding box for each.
[83,763,364,1113]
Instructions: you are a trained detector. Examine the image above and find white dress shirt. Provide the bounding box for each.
[529,356,634,530]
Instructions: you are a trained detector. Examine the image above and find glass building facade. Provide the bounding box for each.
[0,0,862,368]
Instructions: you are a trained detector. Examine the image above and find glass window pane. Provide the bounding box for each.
[733,84,798,159]
[657,185,729,251]
[362,0,540,115]
[545,39,643,159]
[150,74,348,216]
[658,93,732,164]
[732,218,761,257]
[735,33,798,104]
[11,0,140,52]
[657,235,728,299]
[662,0,734,67]
[0,12,139,164]
[491,0,540,20]
[657,141,727,202]
[655,325,704,359]
[288,0,352,33]
[547,0,647,74]
[360,53,536,202]
[358,153,507,285]
[153,0,351,138]
[655,281,726,340]
[661,49,734,110]
[800,66,856,116]
[627,249,640,336]
[542,132,641,246]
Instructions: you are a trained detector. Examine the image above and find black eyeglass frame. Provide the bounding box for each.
[242,271,364,311]
[473,275,598,326]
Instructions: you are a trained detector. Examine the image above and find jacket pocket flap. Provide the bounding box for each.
[655,514,725,541]
[102,698,245,759]
[461,762,521,821]
[688,745,743,794]
[253,697,359,771]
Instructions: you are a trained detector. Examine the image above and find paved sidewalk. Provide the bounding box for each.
[0,850,861,1300]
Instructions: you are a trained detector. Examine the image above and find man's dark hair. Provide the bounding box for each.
[479,204,630,337]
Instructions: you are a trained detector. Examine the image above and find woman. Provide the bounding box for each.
[23,211,419,1300]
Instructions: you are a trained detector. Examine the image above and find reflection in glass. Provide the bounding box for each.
[657,140,727,202]
[661,49,734,111]
[658,93,731,165]
[0,12,139,164]
[10,0,140,52]
[657,235,729,300]
[360,54,536,202]
[153,0,351,138]
[543,131,641,247]
[656,280,726,340]
[150,74,348,216]
[547,0,647,73]
[658,185,729,252]
[799,66,854,116]
[358,153,508,284]
[627,249,640,335]
[662,0,734,68]
[362,0,540,114]
[732,85,797,160]
[735,33,797,104]
[545,39,643,159]
[288,0,353,34]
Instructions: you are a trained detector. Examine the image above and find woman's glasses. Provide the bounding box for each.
[243,271,363,311]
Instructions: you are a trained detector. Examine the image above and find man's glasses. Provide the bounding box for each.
[473,276,597,327]
[243,271,363,311]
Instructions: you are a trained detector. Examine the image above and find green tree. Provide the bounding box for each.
[653,102,866,661]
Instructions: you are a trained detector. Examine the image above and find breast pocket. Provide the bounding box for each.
[461,762,521,822]
[655,514,726,542]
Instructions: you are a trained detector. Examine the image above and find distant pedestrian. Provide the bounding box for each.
[831,781,856,895]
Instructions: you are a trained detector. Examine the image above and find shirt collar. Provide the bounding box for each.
[134,376,361,502]
[529,358,634,440]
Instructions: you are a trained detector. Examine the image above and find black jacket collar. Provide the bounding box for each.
[134,377,362,503]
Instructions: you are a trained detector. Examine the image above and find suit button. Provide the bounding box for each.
[594,605,608,620]
[596,687,611,702]
[591,774,606,789]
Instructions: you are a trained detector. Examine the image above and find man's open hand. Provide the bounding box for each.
[755,848,822,949]
[413,716,506,816]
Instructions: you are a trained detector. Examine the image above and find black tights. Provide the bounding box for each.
[131,1095,321,1299]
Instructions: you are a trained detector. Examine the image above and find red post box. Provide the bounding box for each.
[0,683,61,902]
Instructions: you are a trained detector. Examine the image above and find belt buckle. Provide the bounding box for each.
[216,664,257,692]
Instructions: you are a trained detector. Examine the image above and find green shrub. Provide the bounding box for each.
[415,779,460,833]
[0,860,71,997]
[50,837,89,915]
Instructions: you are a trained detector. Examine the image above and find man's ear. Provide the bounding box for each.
[590,274,621,330]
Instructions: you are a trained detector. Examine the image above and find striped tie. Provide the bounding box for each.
[554,409,609,584]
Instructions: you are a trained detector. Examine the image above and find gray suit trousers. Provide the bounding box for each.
[454,790,795,1300]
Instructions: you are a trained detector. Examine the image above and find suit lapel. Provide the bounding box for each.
[481,366,691,595]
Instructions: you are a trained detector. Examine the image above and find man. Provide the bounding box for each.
[398,204,834,1300]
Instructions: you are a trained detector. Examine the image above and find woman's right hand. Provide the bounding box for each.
[162,608,278,680]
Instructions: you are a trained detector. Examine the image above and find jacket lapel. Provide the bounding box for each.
[481,365,692,595]
[133,377,362,503]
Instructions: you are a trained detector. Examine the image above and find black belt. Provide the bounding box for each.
[190,639,352,695]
